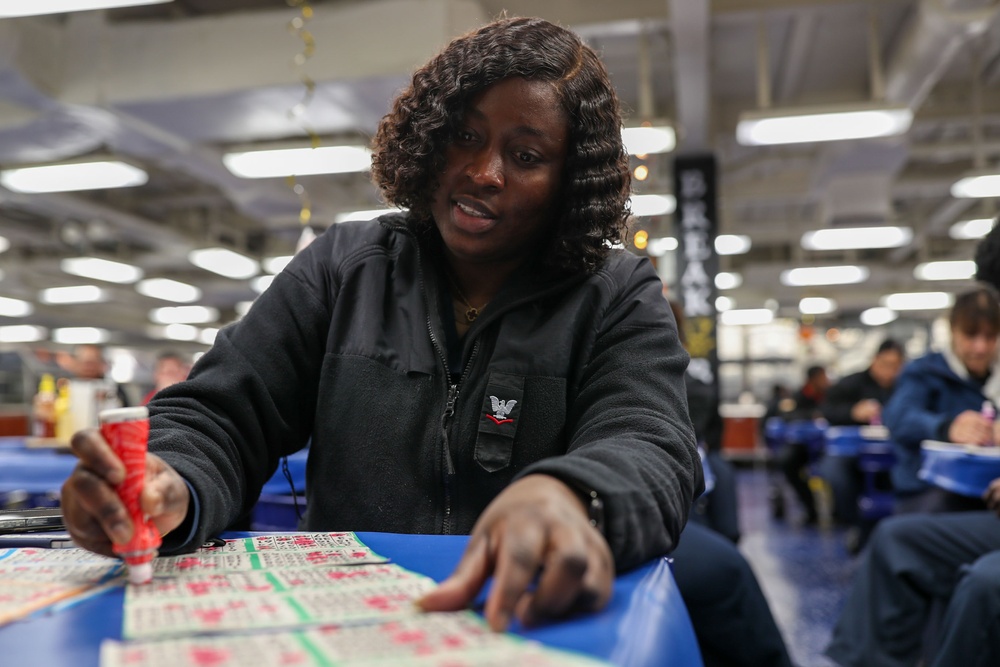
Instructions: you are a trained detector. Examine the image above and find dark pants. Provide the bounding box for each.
[778,442,817,521]
[690,452,741,543]
[818,454,861,525]
[894,486,986,515]
[825,512,1000,667]
[673,522,792,667]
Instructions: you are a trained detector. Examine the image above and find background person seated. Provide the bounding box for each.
[777,365,829,525]
[883,286,1000,514]
[820,339,904,550]
[142,351,191,405]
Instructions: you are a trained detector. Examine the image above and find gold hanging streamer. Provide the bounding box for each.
[286,0,319,226]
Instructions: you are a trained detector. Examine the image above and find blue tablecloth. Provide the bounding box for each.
[0,532,703,667]
[919,441,1000,497]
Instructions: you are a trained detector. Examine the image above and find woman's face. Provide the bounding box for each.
[951,326,999,378]
[431,77,569,270]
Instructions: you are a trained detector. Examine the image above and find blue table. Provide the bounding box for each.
[0,532,703,667]
[0,437,307,500]
[919,440,1000,497]
[825,425,892,458]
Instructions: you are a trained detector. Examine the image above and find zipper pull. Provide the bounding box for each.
[441,384,459,475]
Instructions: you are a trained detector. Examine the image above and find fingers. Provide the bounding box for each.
[520,524,609,627]
[61,464,132,555]
[485,519,547,631]
[417,533,492,612]
[70,429,126,485]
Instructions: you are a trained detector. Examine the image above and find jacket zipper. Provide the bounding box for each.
[426,315,479,534]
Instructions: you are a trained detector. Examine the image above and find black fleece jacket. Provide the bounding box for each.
[148,216,702,571]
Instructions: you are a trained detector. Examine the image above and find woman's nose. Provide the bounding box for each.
[466,147,504,189]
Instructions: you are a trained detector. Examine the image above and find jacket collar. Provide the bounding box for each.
[940,344,1000,404]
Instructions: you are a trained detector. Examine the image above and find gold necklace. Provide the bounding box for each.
[447,275,485,323]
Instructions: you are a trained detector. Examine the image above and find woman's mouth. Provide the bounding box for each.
[452,199,497,233]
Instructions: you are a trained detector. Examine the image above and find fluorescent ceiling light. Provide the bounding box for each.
[0,296,32,317]
[860,306,898,327]
[148,323,200,341]
[716,296,735,312]
[136,278,201,303]
[263,255,294,274]
[781,265,869,287]
[715,272,743,290]
[799,297,837,315]
[622,126,676,155]
[149,306,219,325]
[630,194,676,217]
[0,235,8,253]
[646,237,678,257]
[200,328,219,345]
[949,218,995,240]
[61,257,143,284]
[40,285,107,305]
[951,172,1000,199]
[913,260,976,281]
[52,327,109,345]
[0,325,48,343]
[223,146,372,179]
[235,301,254,318]
[188,247,260,280]
[251,275,274,294]
[715,235,751,255]
[880,291,954,311]
[333,207,403,224]
[0,0,172,18]
[720,308,774,326]
[801,226,912,251]
[0,161,148,193]
[736,104,912,146]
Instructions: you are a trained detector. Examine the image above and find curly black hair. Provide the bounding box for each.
[974,215,1000,291]
[370,16,630,275]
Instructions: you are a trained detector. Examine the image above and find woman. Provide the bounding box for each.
[883,285,1000,514]
[61,17,702,632]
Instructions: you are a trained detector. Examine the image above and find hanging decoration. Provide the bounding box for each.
[286,0,319,246]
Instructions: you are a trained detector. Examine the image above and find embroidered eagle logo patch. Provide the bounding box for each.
[487,395,517,425]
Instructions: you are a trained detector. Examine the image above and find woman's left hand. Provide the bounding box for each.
[417,474,614,631]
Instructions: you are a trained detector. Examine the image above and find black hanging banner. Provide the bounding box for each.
[673,154,719,393]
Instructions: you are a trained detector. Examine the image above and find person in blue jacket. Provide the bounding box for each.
[882,285,1000,514]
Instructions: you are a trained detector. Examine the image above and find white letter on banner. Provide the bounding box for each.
[680,201,710,231]
[684,231,712,262]
[683,285,714,316]
[680,170,707,199]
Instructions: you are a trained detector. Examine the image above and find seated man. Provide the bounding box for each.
[777,365,829,525]
[883,286,1000,514]
[820,339,903,549]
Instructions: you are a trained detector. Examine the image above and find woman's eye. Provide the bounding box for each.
[516,151,540,164]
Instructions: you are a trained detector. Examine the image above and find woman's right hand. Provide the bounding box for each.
[61,428,191,558]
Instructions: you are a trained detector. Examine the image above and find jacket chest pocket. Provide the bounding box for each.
[473,372,567,473]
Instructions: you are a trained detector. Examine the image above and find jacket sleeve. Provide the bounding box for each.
[822,372,866,426]
[148,234,337,552]
[517,258,703,571]
[882,361,948,451]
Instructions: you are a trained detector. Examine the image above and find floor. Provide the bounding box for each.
[734,466,860,667]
